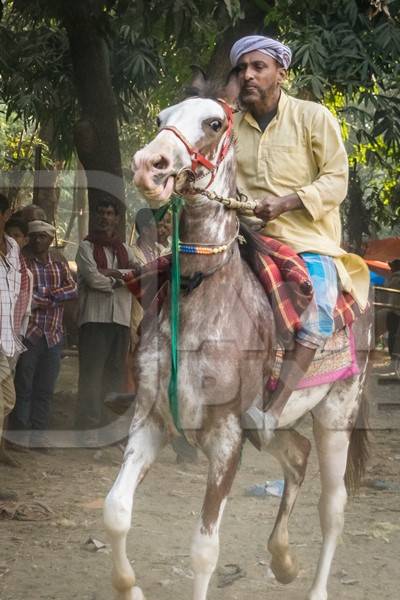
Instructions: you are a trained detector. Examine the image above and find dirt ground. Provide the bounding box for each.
[1,352,400,600]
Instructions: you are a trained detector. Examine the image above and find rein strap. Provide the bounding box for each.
[161,126,215,173]
[161,99,234,188]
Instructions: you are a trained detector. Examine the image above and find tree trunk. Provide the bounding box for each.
[5,170,27,210]
[64,171,78,242]
[32,120,65,225]
[76,160,88,241]
[64,14,126,238]
[62,161,88,242]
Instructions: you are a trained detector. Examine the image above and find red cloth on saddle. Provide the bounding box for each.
[246,230,362,343]
[248,233,313,336]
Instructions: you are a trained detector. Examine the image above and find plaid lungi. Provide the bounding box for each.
[242,229,362,346]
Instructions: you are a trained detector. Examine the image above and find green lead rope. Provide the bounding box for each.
[152,202,171,223]
[168,196,183,432]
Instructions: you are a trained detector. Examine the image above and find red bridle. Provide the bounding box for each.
[160,99,234,188]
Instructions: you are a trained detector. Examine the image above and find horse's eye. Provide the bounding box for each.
[156,117,161,128]
[209,120,222,132]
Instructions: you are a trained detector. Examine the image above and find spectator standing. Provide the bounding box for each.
[75,200,136,441]
[10,220,77,450]
[0,194,23,483]
[156,210,172,252]
[129,208,168,348]
[5,217,33,359]
[1,217,33,462]
[133,208,166,264]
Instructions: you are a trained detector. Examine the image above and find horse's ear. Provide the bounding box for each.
[190,65,207,89]
[220,68,240,106]
[184,65,208,97]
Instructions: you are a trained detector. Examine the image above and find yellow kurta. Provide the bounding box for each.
[234,90,369,309]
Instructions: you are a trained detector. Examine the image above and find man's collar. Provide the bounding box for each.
[33,254,51,265]
[2,234,19,258]
[242,89,288,131]
[25,247,52,265]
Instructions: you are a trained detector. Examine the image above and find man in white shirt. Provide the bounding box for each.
[75,200,136,441]
[0,193,24,489]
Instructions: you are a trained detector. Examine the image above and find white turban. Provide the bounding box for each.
[28,220,56,237]
[230,35,292,70]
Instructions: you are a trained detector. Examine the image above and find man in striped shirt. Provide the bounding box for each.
[10,220,77,450]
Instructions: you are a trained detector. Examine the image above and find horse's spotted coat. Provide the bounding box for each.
[104,91,371,600]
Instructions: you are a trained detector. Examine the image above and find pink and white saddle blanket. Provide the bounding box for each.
[267,326,359,391]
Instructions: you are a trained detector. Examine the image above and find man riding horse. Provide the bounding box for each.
[232,35,370,446]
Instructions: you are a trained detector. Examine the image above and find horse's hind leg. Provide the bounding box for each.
[104,419,166,600]
[307,418,350,600]
[267,429,311,584]
[191,418,242,600]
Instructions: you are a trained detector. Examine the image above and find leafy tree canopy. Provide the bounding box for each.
[0,0,233,157]
[1,0,400,243]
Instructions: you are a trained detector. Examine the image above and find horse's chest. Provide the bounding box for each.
[178,278,268,351]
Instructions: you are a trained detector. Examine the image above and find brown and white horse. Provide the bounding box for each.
[104,88,371,600]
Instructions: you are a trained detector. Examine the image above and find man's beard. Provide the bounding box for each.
[239,86,267,110]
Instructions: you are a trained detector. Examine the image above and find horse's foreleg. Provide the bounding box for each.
[307,419,350,600]
[104,420,165,600]
[191,420,242,600]
[267,429,311,584]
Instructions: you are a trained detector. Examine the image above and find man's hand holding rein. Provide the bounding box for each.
[255,193,303,222]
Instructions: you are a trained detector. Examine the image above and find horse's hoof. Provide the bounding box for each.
[306,591,327,600]
[270,552,299,585]
[117,587,144,600]
[132,587,145,600]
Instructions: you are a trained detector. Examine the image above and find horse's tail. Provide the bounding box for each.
[345,392,370,495]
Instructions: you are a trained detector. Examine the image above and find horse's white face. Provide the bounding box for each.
[132,97,228,207]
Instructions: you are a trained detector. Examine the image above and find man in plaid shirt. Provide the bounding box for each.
[0,193,24,496]
[10,220,77,450]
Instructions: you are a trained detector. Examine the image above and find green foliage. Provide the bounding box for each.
[0,108,53,172]
[0,5,76,158]
[0,0,230,159]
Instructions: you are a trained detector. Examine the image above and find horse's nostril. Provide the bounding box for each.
[152,155,170,171]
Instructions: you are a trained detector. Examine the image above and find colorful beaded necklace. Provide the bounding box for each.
[179,220,240,256]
